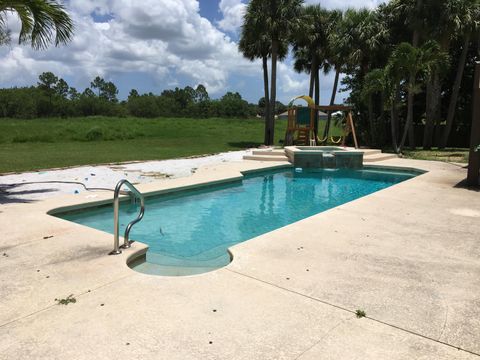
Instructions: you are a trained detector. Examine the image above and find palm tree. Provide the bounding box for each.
[239,3,287,145]
[291,5,329,134]
[338,8,388,145]
[0,0,74,50]
[390,0,427,148]
[324,9,344,102]
[440,0,480,148]
[244,0,302,145]
[321,9,346,140]
[386,41,447,153]
[423,0,479,149]
[362,68,389,146]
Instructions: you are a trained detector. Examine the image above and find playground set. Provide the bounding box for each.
[284,95,359,148]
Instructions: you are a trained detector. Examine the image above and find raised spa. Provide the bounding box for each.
[55,166,421,276]
[285,146,364,169]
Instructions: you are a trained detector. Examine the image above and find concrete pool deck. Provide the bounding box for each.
[0,157,479,359]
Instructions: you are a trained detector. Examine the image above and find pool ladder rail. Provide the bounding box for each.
[109,179,145,255]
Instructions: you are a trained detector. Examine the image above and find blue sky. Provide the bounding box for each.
[0,0,383,105]
[199,1,222,22]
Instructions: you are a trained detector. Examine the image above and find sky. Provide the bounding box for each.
[0,0,384,105]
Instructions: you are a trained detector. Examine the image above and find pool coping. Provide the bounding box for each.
[47,162,427,276]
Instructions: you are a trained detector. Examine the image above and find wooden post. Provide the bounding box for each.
[467,61,480,186]
[347,111,359,149]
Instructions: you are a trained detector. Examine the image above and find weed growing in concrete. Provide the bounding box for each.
[55,294,77,305]
[355,309,366,318]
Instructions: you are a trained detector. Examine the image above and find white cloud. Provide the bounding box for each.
[0,0,361,102]
[217,0,246,33]
[278,63,309,95]
[0,0,258,96]
[274,56,348,105]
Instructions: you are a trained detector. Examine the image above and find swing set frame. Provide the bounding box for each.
[284,96,359,148]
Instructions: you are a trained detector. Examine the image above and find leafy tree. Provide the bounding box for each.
[89,76,118,102]
[37,71,58,113]
[0,87,39,118]
[101,81,118,103]
[2,79,273,120]
[90,76,106,97]
[128,94,160,118]
[275,101,286,115]
[82,88,95,97]
[68,87,80,101]
[55,78,69,99]
[37,71,58,93]
[194,84,209,102]
[218,92,250,117]
[128,89,139,99]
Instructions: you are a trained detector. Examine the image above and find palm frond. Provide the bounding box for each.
[2,0,74,50]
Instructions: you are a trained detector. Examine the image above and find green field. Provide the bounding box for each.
[0,116,346,173]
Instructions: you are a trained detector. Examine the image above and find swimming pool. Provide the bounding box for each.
[56,166,421,276]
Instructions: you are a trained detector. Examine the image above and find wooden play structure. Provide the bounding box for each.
[284,95,359,148]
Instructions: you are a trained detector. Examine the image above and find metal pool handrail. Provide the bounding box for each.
[109,179,145,255]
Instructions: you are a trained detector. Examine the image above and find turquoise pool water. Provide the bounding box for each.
[56,167,419,275]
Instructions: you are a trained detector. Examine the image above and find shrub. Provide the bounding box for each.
[85,127,104,141]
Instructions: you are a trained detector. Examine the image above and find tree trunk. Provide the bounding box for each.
[424,37,450,149]
[408,114,415,149]
[314,63,320,136]
[411,0,422,47]
[262,56,271,146]
[406,75,415,149]
[399,80,415,152]
[380,91,386,145]
[441,34,470,148]
[423,74,441,149]
[368,94,375,146]
[391,84,401,153]
[407,19,420,150]
[467,61,480,185]
[323,67,340,140]
[268,39,279,146]
[309,61,315,99]
[477,31,480,57]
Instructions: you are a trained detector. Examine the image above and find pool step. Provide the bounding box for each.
[363,153,398,162]
[244,148,396,163]
[252,150,286,156]
[361,149,382,156]
[243,154,289,162]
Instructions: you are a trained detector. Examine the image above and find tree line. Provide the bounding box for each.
[0,72,267,119]
[240,0,479,150]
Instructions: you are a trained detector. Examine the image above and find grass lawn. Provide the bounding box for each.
[402,148,469,163]
[0,116,347,173]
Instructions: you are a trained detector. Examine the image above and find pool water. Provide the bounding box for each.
[56,167,419,275]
